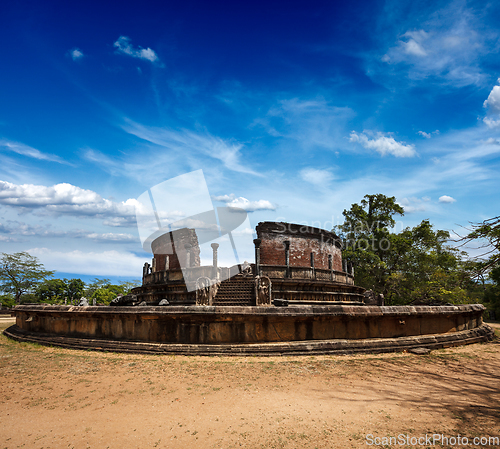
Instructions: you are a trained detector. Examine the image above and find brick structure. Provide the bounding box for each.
[256,222,342,271]
[136,221,362,306]
[151,228,201,272]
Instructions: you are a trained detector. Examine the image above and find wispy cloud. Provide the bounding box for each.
[114,36,161,64]
[377,1,499,87]
[418,130,439,139]
[0,219,136,242]
[0,140,71,165]
[121,119,261,176]
[349,131,417,157]
[300,168,335,186]
[257,98,355,152]
[28,247,145,276]
[398,196,432,213]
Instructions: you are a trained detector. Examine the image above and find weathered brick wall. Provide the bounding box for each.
[256,222,342,271]
[151,228,200,271]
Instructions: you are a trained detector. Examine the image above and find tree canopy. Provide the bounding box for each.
[335,194,476,306]
[0,252,55,304]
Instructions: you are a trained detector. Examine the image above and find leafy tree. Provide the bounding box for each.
[335,196,475,305]
[334,194,404,295]
[64,278,85,303]
[0,252,55,304]
[84,278,111,298]
[459,216,500,275]
[457,216,500,317]
[36,278,67,304]
[481,264,500,319]
[0,293,15,308]
[85,279,140,305]
[91,287,117,305]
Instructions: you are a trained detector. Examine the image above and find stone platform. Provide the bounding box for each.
[4,304,494,356]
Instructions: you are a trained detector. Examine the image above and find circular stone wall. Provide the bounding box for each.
[4,304,493,356]
[256,222,342,271]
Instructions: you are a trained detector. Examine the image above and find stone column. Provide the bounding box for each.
[253,238,262,276]
[328,254,333,281]
[184,244,192,268]
[165,255,170,271]
[211,243,219,280]
[310,252,315,279]
[284,240,290,278]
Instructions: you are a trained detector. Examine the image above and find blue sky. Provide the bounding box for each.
[0,0,499,279]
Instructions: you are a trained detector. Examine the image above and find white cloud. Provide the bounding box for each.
[102,216,138,227]
[483,80,500,128]
[113,36,160,64]
[0,180,144,222]
[28,248,145,277]
[212,194,236,202]
[439,195,456,203]
[349,131,417,157]
[0,140,70,165]
[300,168,335,186]
[215,194,276,212]
[70,48,84,61]
[401,31,428,56]
[227,197,275,212]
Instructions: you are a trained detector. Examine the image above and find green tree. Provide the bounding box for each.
[64,278,85,303]
[335,196,475,305]
[91,287,117,305]
[334,194,404,294]
[0,252,55,304]
[84,278,111,298]
[36,278,67,303]
[384,221,472,304]
[85,279,140,305]
[458,216,500,318]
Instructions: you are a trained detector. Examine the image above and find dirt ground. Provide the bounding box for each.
[0,318,499,449]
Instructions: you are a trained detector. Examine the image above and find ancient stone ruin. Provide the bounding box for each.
[5,221,494,355]
[130,221,365,306]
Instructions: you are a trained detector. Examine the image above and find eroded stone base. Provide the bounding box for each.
[4,304,493,356]
[3,323,494,356]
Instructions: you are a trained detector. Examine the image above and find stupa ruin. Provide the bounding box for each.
[5,221,494,355]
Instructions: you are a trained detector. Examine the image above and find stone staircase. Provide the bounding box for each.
[213,278,254,306]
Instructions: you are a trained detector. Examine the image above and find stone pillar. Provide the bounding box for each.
[165,255,169,271]
[211,243,219,280]
[284,240,290,278]
[310,252,315,279]
[184,244,192,268]
[151,257,156,273]
[328,254,333,281]
[253,238,262,276]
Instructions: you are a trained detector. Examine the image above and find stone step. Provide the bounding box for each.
[213,279,254,305]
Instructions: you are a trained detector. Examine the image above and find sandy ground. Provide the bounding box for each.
[0,318,499,449]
